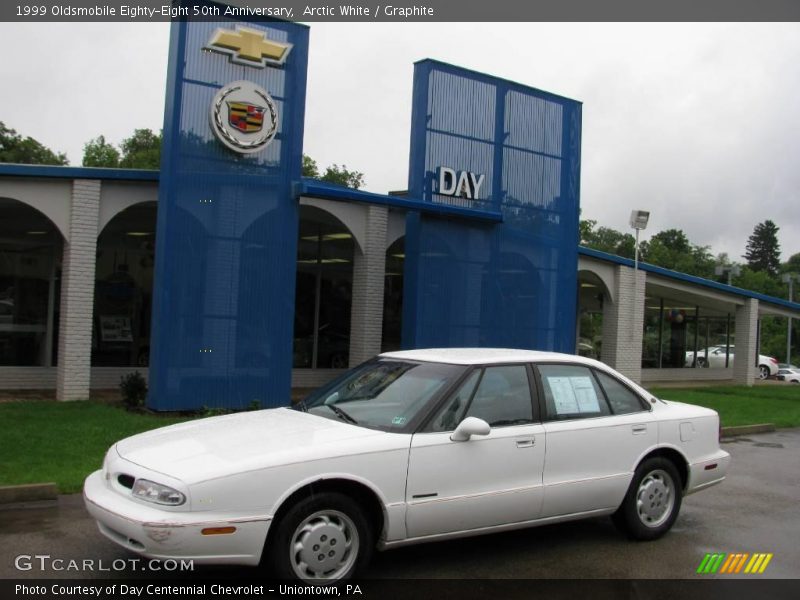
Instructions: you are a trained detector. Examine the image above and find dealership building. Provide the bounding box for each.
[1,18,799,408]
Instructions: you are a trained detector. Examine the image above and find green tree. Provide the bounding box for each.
[119,129,161,169]
[781,252,800,276]
[301,154,364,189]
[82,135,120,167]
[579,218,596,245]
[0,121,68,165]
[642,229,715,278]
[580,221,636,259]
[320,164,364,189]
[302,154,319,178]
[744,220,781,277]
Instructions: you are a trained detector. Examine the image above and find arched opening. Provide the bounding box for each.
[0,198,63,366]
[577,270,610,360]
[294,206,355,369]
[92,202,156,367]
[382,236,404,352]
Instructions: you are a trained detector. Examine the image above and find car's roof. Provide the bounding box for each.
[379,347,595,366]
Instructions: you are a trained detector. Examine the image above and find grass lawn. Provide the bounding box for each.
[647,385,800,428]
[0,401,189,494]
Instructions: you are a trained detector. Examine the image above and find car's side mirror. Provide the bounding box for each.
[450,417,491,442]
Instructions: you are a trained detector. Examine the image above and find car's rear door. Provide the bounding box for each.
[535,363,657,518]
[405,364,545,538]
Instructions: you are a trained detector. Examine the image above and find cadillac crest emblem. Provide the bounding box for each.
[210,80,278,154]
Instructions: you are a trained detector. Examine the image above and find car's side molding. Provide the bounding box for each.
[379,507,615,550]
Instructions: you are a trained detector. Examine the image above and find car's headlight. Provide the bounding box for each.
[132,479,186,506]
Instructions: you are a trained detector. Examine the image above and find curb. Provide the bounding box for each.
[720,423,776,437]
[0,482,58,505]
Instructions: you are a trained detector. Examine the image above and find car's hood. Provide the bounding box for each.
[114,408,388,483]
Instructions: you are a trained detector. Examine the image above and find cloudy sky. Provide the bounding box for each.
[1,22,798,261]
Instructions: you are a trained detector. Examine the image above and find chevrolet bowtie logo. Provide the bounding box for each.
[205,26,292,68]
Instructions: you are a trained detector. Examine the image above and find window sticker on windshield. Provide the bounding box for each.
[548,376,601,414]
[392,416,407,426]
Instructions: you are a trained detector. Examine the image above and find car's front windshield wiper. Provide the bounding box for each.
[325,404,358,425]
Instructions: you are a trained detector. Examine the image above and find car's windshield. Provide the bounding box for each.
[296,359,466,432]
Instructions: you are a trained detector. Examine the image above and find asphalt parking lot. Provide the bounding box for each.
[1,429,799,581]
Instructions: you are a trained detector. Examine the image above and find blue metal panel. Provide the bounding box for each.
[149,16,308,410]
[404,60,582,353]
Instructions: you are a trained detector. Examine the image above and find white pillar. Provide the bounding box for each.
[601,266,645,383]
[56,180,100,401]
[348,205,388,366]
[733,298,759,386]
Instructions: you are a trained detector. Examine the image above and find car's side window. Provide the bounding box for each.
[464,366,533,427]
[593,370,647,414]
[427,370,481,432]
[427,365,534,431]
[538,364,610,420]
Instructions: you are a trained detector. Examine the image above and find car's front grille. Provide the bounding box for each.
[117,474,135,489]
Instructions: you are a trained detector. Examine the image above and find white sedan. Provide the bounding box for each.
[685,345,779,379]
[84,349,730,581]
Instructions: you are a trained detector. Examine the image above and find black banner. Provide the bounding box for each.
[2,0,800,22]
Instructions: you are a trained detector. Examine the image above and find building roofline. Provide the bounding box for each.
[299,178,503,223]
[0,163,159,182]
[579,246,800,312]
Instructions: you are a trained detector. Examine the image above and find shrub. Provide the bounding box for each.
[119,371,147,408]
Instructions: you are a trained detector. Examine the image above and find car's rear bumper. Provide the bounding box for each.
[685,449,731,495]
[83,470,270,566]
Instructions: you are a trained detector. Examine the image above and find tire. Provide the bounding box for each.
[267,492,373,581]
[612,457,682,541]
[696,357,708,368]
[758,365,771,380]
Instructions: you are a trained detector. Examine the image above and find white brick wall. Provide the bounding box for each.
[348,205,388,366]
[601,266,645,382]
[733,298,758,386]
[56,180,100,401]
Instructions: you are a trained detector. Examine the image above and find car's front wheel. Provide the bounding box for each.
[612,457,682,541]
[758,365,771,380]
[267,492,373,581]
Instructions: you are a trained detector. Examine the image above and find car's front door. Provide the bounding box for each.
[535,364,657,518]
[405,364,545,538]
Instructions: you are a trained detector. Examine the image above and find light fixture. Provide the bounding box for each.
[26,230,48,235]
[629,210,650,231]
[126,232,152,237]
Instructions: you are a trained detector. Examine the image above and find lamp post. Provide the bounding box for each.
[783,273,798,365]
[629,210,650,345]
[715,264,741,286]
[629,210,650,273]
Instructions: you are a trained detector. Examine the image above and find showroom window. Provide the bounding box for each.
[0,198,62,366]
[91,203,156,367]
[642,295,732,369]
[294,206,354,369]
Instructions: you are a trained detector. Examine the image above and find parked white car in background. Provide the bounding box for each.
[685,345,779,379]
[776,368,800,383]
[84,349,730,581]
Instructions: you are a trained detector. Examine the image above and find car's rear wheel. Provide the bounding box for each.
[267,492,373,581]
[612,457,682,541]
[758,365,771,380]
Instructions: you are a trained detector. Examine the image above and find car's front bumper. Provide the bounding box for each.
[83,470,270,566]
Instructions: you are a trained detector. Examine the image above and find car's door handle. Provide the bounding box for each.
[516,439,536,448]
[632,425,648,435]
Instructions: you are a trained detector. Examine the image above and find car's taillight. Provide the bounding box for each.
[771,357,779,365]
